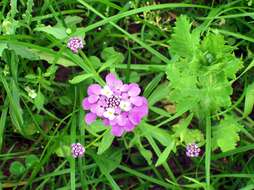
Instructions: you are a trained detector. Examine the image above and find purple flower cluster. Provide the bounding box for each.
[67,37,83,53]
[71,143,85,158]
[82,73,148,137]
[186,143,201,158]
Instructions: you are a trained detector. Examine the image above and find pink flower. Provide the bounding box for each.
[82,73,149,137]
[71,143,85,158]
[186,143,201,157]
[67,37,84,53]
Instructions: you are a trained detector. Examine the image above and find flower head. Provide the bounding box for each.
[82,73,148,137]
[71,143,85,158]
[186,143,201,158]
[67,37,83,53]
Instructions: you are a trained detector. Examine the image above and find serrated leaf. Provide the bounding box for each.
[69,73,93,84]
[212,115,242,152]
[169,15,200,58]
[97,129,114,155]
[244,82,254,117]
[155,140,175,167]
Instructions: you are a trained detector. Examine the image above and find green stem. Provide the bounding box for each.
[205,114,211,190]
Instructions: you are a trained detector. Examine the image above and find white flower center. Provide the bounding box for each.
[101,85,113,98]
[120,101,131,111]
[103,108,116,120]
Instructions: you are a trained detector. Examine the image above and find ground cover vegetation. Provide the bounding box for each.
[0,0,254,189]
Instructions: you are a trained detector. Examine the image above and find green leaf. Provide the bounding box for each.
[43,65,58,77]
[86,120,107,135]
[212,115,242,152]
[169,15,200,58]
[98,48,124,73]
[64,16,83,26]
[55,145,71,157]
[89,56,102,69]
[34,91,45,111]
[148,82,169,106]
[244,82,254,117]
[30,49,76,67]
[25,154,39,169]
[22,0,33,24]
[142,123,172,146]
[9,161,26,176]
[155,140,175,167]
[93,148,122,174]
[34,26,68,39]
[101,47,123,62]
[97,129,114,155]
[138,146,153,165]
[69,73,93,84]
[8,44,39,60]
[0,42,7,56]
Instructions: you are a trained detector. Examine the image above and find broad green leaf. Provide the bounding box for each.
[244,82,254,117]
[30,49,76,67]
[212,115,242,152]
[35,26,68,39]
[155,140,175,167]
[89,56,102,69]
[97,129,114,155]
[142,123,172,146]
[8,44,39,60]
[69,73,93,84]
[55,145,71,157]
[86,120,107,135]
[65,16,83,26]
[93,148,122,174]
[101,47,124,62]
[9,161,26,176]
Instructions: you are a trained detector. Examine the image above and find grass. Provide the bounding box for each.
[1,0,254,189]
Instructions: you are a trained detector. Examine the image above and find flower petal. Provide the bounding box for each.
[111,125,124,137]
[123,120,135,132]
[130,96,143,106]
[129,111,142,125]
[91,104,104,116]
[82,98,91,110]
[105,73,117,85]
[88,94,99,103]
[116,115,127,126]
[87,84,101,95]
[85,113,97,124]
[128,83,141,97]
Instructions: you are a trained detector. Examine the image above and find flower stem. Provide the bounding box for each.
[205,113,211,189]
